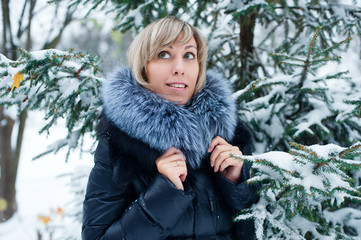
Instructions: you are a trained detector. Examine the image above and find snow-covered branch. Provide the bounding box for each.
[0,48,104,159]
[232,142,361,239]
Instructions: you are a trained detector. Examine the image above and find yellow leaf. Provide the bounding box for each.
[56,207,64,215]
[38,215,51,226]
[0,198,8,212]
[11,72,24,91]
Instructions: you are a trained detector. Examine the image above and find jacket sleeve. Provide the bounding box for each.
[215,119,259,213]
[82,137,194,240]
[214,120,259,240]
[215,162,260,240]
[215,162,259,210]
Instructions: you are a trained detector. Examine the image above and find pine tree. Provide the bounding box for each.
[0,49,103,159]
[232,142,361,239]
[237,26,361,153]
[1,0,361,238]
[232,26,361,240]
[71,0,361,90]
[0,0,82,221]
[69,0,269,88]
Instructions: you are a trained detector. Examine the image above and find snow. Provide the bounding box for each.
[30,50,49,60]
[1,1,361,239]
[119,0,153,28]
[294,98,333,137]
[227,0,267,12]
[240,151,296,172]
[324,207,361,238]
[307,144,345,159]
[237,142,361,239]
[2,106,18,121]
[0,119,7,127]
[0,111,94,239]
[58,78,80,98]
[239,142,361,205]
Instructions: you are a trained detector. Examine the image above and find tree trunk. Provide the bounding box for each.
[0,0,30,222]
[0,107,28,222]
[235,11,257,91]
[0,0,19,222]
[0,0,72,222]
[1,0,16,60]
[0,106,16,221]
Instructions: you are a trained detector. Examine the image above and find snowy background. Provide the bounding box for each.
[1,0,361,239]
[0,1,122,238]
[0,112,94,239]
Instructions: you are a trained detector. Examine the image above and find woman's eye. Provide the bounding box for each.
[184,52,195,60]
[158,51,171,59]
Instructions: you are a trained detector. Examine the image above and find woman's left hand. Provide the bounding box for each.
[208,136,244,184]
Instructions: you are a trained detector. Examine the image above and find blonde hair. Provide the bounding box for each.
[128,16,208,93]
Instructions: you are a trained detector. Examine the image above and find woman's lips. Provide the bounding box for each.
[167,83,187,90]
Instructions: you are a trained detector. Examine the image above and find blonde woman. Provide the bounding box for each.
[82,16,258,240]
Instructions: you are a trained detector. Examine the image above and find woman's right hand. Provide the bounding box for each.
[156,147,187,191]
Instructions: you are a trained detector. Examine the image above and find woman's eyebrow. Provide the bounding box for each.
[185,45,197,50]
[167,45,197,50]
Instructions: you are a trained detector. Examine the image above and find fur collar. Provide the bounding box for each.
[102,67,237,169]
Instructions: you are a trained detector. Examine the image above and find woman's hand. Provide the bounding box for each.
[208,136,244,184]
[156,147,187,191]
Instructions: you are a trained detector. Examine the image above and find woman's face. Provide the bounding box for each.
[145,37,199,105]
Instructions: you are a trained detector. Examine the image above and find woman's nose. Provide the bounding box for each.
[172,58,185,76]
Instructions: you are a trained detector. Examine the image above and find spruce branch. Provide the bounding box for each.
[307,26,322,61]
[269,53,304,62]
[339,143,361,160]
[232,141,361,239]
[279,62,305,67]
[0,48,104,160]
[313,37,352,59]
[233,77,287,100]
[311,56,341,65]
[289,142,318,158]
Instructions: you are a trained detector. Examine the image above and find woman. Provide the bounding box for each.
[82,16,258,240]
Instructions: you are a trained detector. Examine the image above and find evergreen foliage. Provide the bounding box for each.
[232,26,361,240]
[0,49,103,159]
[70,0,361,89]
[233,142,361,239]
[1,0,361,239]
[337,99,361,125]
[237,27,361,153]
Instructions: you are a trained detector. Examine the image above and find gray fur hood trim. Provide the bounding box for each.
[102,67,237,169]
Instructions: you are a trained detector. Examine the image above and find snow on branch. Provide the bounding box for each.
[233,77,288,100]
[238,27,360,153]
[0,48,104,160]
[231,142,361,239]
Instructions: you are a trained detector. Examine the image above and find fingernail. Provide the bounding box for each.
[210,161,214,167]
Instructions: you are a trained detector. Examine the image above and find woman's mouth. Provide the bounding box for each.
[167,83,187,89]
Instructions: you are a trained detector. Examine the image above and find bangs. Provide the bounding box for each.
[172,25,194,45]
[147,22,194,61]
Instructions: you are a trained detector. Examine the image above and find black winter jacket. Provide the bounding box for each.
[82,68,259,240]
